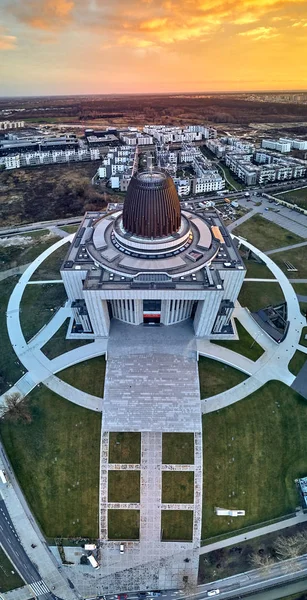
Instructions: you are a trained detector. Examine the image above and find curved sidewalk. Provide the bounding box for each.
[3,235,106,411]
[200,235,305,414]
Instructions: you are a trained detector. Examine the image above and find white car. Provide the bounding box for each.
[207,590,220,597]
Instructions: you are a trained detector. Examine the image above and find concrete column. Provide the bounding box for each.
[83,291,110,336]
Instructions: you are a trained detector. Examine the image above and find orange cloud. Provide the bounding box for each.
[239,25,279,39]
[9,0,74,30]
[0,34,17,50]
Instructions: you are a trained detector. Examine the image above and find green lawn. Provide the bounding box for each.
[288,351,307,376]
[60,225,80,234]
[300,327,307,348]
[30,244,69,281]
[0,548,24,593]
[243,259,274,279]
[300,302,307,318]
[275,187,307,209]
[213,319,264,361]
[270,247,307,280]
[202,381,307,539]
[108,471,140,503]
[162,472,194,503]
[108,510,140,540]
[199,357,248,400]
[161,510,193,541]
[0,387,101,538]
[233,214,303,251]
[57,356,106,397]
[0,277,24,395]
[109,432,141,464]
[0,231,60,272]
[292,283,307,296]
[238,281,285,312]
[162,433,194,464]
[20,283,67,342]
[41,319,93,360]
[217,164,244,190]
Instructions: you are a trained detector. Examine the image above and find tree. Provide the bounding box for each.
[249,552,275,572]
[2,392,32,423]
[274,532,307,560]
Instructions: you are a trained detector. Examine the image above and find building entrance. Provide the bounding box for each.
[143,300,161,325]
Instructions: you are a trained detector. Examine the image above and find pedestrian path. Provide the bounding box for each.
[0,263,31,282]
[200,510,307,555]
[266,240,307,255]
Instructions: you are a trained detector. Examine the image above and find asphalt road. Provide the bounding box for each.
[0,498,57,599]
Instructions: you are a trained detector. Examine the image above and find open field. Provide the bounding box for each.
[198,522,307,585]
[0,276,24,395]
[238,281,285,312]
[275,187,307,209]
[58,356,106,397]
[30,243,69,281]
[108,510,139,540]
[108,471,140,503]
[162,433,194,465]
[243,259,274,279]
[199,357,248,400]
[161,510,193,541]
[0,161,106,227]
[232,214,303,251]
[202,381,307,539]
[288,350,307,376]
[0,387,101,538]
[271,247,307,280]
[41,319,93,360]
[213,319,264,361]
[0,231,61,272]
[162,472,194,503]
[109,432,141,464]
[0,548,24,593]
[20,283,67,342]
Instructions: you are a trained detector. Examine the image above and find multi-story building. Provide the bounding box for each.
[0,120,25,130]
[61,170,246,338]
[262,139,291,153]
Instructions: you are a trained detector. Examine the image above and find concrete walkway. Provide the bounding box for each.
[266,240,307,255]
[200,235,305,413]
[0,263,31,282]
[1,235,107,411]
[200,510,307,555]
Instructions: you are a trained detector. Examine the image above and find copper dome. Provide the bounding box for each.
[122,171,181,238]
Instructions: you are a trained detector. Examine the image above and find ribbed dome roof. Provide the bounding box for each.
[122,171,181,238]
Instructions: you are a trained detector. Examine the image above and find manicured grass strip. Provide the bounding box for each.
[0,232,60,272]
[41,319,93,360]
[162,433,194,465]
[0,387,101,538]
[161,510,193,541]
[293,283,307,296]
[108,471,140,503]
[20,283,67,342]
[0,277,24,395]
[108,510,140,540]
[30,244,69,281]
[61,225,80,233]
[202,381,307,539]
[270,247,307,280]
[213,319,264,361]
[288,350,307,376]
[300,327,307,348]
[199,357,248,400]
[0,548,24,593]
[243,259,274,279]
[109,432,141,464]
[238,281,285,313]
[162,472,194,504]
[57,356,106,398]
[233,214,303,251]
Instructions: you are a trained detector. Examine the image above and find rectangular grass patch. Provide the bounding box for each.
[108,509,140,540]
[108,471,140,503]
[0,387,101,539]
[162,433,194,464]
[57,356,106,398]
[161,510,193,541]
[162,471,194,504]
[109,432,141,464]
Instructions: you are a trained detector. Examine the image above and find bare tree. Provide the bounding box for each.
[274,532,307,561]
[249,552,275,572]
[2,392,32,423]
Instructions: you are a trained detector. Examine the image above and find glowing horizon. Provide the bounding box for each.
[0,0,307,97]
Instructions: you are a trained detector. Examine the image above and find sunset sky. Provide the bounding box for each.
[0,0,307,96]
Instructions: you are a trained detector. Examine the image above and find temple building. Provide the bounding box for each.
[61,170,246,338]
